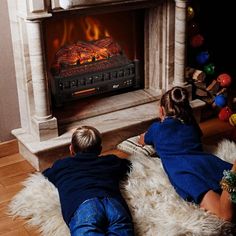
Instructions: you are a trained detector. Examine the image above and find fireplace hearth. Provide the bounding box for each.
[7,0,205,171]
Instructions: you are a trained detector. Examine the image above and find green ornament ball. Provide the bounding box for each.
[204,63,215,75]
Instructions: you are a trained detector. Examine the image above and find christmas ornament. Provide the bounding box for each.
[196,51,209,65]
[229,114,236,126]
[220,170,236,203]
[204,63,215,75]
[190,34,204,48]
[187,6,195,20]
[217,73,232,87]
[218,107,233,121]
[214,94,227,107]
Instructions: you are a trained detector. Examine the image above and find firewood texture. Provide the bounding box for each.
[52,37,122,72]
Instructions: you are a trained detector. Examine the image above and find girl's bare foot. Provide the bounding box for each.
[231,161,236,172]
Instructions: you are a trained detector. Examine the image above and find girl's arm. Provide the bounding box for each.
[138,133,146,146]
[138,122,159,146]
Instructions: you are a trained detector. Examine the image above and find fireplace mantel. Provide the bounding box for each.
[17,0,160,14]
[55,0,158,11]
[13,0,162,20]
[7,0,205,170]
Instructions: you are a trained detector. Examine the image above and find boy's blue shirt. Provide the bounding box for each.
[42,153,131,225]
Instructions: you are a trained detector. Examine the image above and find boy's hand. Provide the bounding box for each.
[138,133,146,146]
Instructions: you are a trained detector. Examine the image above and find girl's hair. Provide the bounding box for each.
[71,126,102,154]
[160,86,196,124]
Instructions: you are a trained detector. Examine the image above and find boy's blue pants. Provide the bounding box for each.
[69,197,134,236]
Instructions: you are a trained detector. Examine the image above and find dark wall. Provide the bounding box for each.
[188,0,236,87]
[199,1,235,77]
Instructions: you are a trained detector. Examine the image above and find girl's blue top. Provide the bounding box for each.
[144,117,232,204]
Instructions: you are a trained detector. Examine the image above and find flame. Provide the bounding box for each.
[47,16,111,67]
[80,16,110,41]
[53,38,60,49]
[60,19,76,47]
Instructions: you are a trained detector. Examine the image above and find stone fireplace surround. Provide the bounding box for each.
[7,0,204,170]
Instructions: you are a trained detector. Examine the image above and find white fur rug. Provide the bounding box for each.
[8,140,236,236]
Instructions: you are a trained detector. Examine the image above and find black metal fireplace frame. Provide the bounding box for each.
[51,59,141,106]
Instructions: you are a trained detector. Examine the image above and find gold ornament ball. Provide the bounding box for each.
[187,6,195,20]
[229,114,236,126]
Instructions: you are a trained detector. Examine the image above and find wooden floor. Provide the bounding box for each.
[0,144,39,235]
[0,118,235,236]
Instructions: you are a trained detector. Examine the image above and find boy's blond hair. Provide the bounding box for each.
[71,126,102,154]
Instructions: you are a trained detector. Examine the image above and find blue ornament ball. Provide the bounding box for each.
[196,51,209,65]
[214,94,227,107]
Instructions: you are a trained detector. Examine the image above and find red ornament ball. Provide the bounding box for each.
[190,34,204,48]
[217,73,232,87]
[218,107,233,121]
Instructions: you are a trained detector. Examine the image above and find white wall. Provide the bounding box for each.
[0,0,20,142]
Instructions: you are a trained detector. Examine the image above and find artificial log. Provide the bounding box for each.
[52,37,122,71]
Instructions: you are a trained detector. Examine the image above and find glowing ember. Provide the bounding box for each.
[51,37,122,74]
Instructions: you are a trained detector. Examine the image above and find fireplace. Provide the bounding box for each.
[7,0,204,170]
[44,10,145,106]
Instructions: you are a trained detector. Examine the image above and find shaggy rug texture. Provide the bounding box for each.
[8,139,236,236]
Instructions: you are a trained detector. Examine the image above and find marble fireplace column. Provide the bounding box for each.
[26,20,58,141]
[173,0,188,87]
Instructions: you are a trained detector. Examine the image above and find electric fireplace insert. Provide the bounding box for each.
[50,37,141,106]
[44,10,144,106]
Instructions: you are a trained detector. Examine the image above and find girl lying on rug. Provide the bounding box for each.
[42,126,134,236]
[139,86,236,222]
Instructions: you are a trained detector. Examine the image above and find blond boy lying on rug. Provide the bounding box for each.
[43,126,134,236]
[139,86,236,222]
